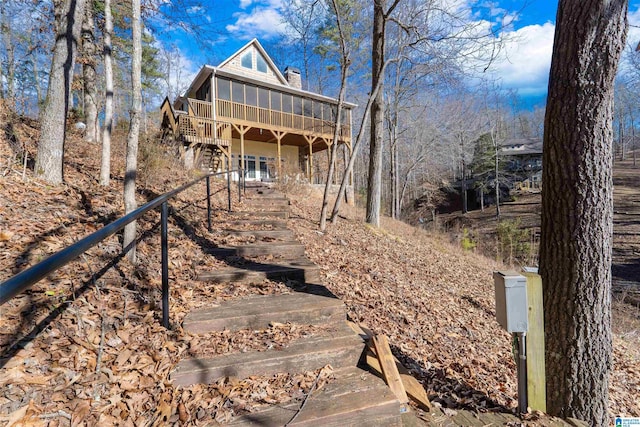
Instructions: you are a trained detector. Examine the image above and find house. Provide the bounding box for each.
[500,137,543,190]
[160,39,356,185]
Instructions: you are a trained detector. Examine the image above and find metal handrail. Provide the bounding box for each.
[0,169,243,328]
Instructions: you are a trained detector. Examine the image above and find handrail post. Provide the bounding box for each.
[237,168,242,203]
[227,170,232,212]
[161,201,169,329]
[206,175,212,232]
[242,168,246,195]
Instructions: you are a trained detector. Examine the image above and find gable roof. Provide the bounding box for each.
[178,39,357,109]
[217,38,288,86]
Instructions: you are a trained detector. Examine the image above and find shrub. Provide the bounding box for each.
[496,218,531,266]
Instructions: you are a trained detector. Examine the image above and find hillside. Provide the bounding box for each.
[435,159,640,300]
[0,103,638,425]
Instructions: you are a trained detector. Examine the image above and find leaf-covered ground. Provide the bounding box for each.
[0,101,638,425]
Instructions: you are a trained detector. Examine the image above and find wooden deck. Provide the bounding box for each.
[189,98,352,145]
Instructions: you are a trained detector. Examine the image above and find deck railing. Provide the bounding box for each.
[189,98,212,119]
[177,114,232,147]
[188,98,351,142]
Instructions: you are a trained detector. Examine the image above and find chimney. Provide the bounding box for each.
[284,66,302,89]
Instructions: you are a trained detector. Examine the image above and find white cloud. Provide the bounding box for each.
[239,0,253,9]
[486,22,555,96]
[627,6,640,48]
[225,3,288,40]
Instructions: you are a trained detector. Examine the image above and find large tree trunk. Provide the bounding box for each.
[122,0,142,262]
[81,1,98,143]
[100,0,113,186]
[365,0,385,227]
[540,1,627,425]
[35,0,86,184]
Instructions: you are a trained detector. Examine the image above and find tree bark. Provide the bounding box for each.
[365,0,386,227]
[122,0,142,262]
[82,0,98,143]
[540,1,627,425]
[100,0,114,186]
[35,0,86,184]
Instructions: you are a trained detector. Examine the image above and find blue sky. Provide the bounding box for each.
[159,1,640,108]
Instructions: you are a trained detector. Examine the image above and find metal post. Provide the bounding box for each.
[227,170,232,212]
[206,175,212,232]
[516,332,528,413]
[237,168,242,202]
[161,201,169,329]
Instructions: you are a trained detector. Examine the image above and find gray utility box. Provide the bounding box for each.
[493,271,529,333]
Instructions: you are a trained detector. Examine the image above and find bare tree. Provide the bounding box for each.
[100,0,114,186]
[281,0,322,92]
[540,0,627,424]
[35,0,86,184]
[82,0,99,143]
[123,0,142,261]
[366,0,402,227]
[0,0,15,104]
[319,0,353,231]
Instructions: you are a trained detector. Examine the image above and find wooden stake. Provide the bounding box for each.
[372,334,409,404]
[523,271,546,412]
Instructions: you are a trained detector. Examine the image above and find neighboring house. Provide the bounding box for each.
[500,137,543,190]
[160,39,356,184]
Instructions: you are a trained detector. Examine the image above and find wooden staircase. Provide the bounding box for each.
[171,183,409,426]
[169,183,587,426]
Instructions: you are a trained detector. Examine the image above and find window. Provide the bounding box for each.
[241,52,252,69]
[247,156,256,179]
[232,81,244,103]
[217,78,230,101]
[303,99,312,117]
[283,94,293,113]
[245,85,257,106]
[323,104,334,121]
[256,54,267,73]
[271,91,282,111]
[293,96,302,115]
[196,80,210,101]
[313,101,322,119]
[258,88,269,108]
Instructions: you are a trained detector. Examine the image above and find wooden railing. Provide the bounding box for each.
[177,115,231,147]
[189,99,212,119]
[188,98,351,142]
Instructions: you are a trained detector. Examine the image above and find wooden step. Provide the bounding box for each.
[230,210,289,219]
[208,242,305,259]
[223,228,295,239]
[226,219,288,229]
[171,323,364,386]
[197,259,321,284]
[228,366,403,426]
[243,197,290,209]
[182,292,345,333]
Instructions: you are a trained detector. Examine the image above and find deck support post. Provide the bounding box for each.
[303,135,315,183]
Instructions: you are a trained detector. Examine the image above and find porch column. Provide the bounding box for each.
[269,130,286,180]
[304,134,315,183]
[233,124,249,180]
[277,138,282,178]
[309,142,314,182]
